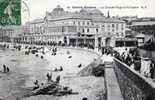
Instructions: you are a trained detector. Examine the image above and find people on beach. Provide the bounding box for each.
[6,67,9,72]
[47,72,52,82]
[78,64,82,68]
[3,64,6,73]
[54,68,58,72]
[113,48,155,79]
[2,65,10,73]
[54,66,63,72]
[60,66,63,71]
[56,75,60,83]
[33,80,39,90]
[82,97,88,100]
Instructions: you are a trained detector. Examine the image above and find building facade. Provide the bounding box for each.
[130,17,155,35]
[21,5,126,48]
[0,26,23,42]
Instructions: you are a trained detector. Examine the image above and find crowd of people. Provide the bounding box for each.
[2,43,155,80]
[33,72,61,90]
[113,48,155,79]
[2,64,10,73]
[1,42,155,100]
[100,46,155,79]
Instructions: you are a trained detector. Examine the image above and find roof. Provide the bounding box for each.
[30,19,44,24]
[92,17,124,23]
[135,34,145,38]
[29,6,124,24]
[80,8,104,16]
[53,5,64,12]
[48,12,92,21]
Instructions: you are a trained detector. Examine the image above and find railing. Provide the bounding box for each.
[114,58,155,100]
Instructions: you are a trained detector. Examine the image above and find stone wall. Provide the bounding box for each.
[77,57,102,76]
[114,58,155,100]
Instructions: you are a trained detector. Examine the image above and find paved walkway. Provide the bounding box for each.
[102,55,124,100]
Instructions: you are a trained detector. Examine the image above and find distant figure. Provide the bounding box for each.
[46,72,52,82]
[150,61,155,79]
[82,97,88,100]
[78,64,82,68]
[3,64,6,73]
[54,68,58,72]
[6,67,9,72]
[60,66,63,71]
[56,75,60,83]
[68,56,72,58]
[33,80,39,90]
[40,83,44,89]
[41,56,44,59]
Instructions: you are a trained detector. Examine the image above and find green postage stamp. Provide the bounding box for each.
[0,0,21,25]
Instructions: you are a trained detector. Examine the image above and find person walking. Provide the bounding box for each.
[60,66,63,71]
[56,75,60,83]
[46,72,52,82]
[3,64,6,73]
[6,67,9,73]
[33,80,39,90]
[150,61,155,79]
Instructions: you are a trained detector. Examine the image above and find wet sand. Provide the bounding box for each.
[0,47,105,100]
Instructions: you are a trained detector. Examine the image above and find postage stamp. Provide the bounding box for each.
[0,0,21,25]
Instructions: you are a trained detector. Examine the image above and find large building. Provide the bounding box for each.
[21,5,126,48]
[129,17,155,35]
[0,26,23,42]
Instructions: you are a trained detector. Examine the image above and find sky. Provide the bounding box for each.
[22,0,155,24]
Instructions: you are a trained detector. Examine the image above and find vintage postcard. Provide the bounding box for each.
[0,0,155,100]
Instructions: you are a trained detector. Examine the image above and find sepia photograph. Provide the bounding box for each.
[0,0,155,100]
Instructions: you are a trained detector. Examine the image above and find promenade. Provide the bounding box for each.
[1,43,155,100]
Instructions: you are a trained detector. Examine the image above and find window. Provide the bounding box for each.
[78,21,80,25]
[87,22,89,25]
[112,24,115,28]
[62,27,64,32]
[82,28,85,33]
[116,24,118,30]
[87,28,89,32]
[73,21,75,25]
[83,21,85,25]
[121,24,124,30]
[96,28,98,33]
[91,23,94,26]
[121,33,124,37]
[116,33,119,36]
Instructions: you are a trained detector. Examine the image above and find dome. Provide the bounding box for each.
[91,9,102,14]
[80,8,103,16]
[90,9,104,16]
[53,5,64,12]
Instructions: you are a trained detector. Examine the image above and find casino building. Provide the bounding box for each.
[21,5,126,48]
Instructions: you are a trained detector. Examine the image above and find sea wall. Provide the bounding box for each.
[114,58,155,100]
[77,57,102,76]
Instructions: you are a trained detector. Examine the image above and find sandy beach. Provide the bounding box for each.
[0,46,105,100]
